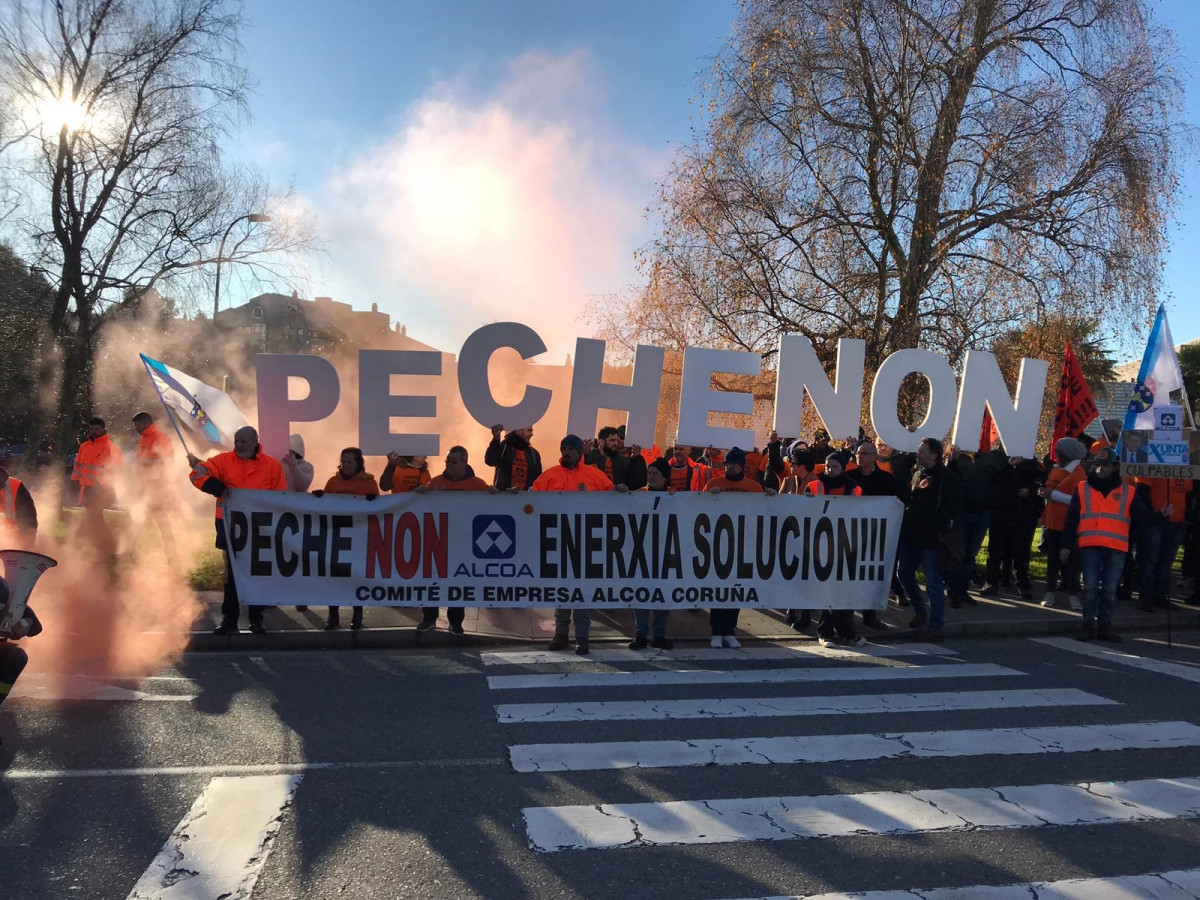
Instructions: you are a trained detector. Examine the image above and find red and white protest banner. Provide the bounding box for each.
[1051,341,1099,460]
[222,489,903,611]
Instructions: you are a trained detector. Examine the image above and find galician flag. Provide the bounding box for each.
[1123,304,1184,430]
[139,354,249,448]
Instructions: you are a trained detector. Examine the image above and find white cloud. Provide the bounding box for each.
[315,51,662,358]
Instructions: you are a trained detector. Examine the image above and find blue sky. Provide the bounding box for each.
[227,0,1200,361]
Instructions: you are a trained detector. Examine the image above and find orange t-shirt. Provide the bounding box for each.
[532,464,613,491]
[1136,476,1192,524]
[428,474,489,491]
[706,476,764,493]
[1043,465,1087,531]
[390,467,431,493]
[323,473,380,496]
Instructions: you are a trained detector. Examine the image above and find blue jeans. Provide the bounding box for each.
[1138,520,1187,602]
[951,511,991,596]
[634,609,669,639]
[898,543,945,633]
[1079,546,1126,625]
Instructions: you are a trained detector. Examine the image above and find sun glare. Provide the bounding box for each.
[33,91,91,134]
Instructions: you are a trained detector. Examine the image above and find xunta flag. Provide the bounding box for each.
[1123,304,1184,430]
[1051,341,1099,461]
[139,354,249,448]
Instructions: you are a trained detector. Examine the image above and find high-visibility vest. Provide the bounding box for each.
[1,477,21,521]
[1076,482,1134,551]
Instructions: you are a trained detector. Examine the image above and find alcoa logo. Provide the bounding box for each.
[472,515,516,560]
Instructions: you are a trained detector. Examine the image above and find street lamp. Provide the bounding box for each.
[213,212,272,320]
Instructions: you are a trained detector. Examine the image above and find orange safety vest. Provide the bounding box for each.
[1076,482,1134,551]
[72,434,122,487]
[135,423,174,467]
[805,479,862,496]
[190,448,287,519]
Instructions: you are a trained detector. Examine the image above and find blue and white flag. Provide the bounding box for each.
[140,354,250,448]
[1123,304,1184,430]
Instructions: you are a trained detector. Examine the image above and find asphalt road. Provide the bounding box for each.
[3,634,1200,899]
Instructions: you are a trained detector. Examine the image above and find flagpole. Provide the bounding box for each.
[140,355,193,456]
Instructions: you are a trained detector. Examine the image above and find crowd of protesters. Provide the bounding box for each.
[6,411,1194,653]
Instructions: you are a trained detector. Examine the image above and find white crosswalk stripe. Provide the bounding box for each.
[508,720,1200,772]
[1032,637,1200,683]
[495,687,1113,724]
[480,642,958,666]
[486,661,1018,690]
[522,774,1200,851]
[718,865,1200,899]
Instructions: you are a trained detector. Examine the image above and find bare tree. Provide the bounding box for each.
[0,0,316,459]
[634,0,1185,373]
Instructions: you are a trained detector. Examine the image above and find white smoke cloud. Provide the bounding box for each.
[315,51,662,359]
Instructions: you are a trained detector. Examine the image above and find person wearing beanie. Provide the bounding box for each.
[803,454,868,647]
[804,453,863,496]
[1061,449,1153,641]
[1037,437,1089,610]
[484,423,543,491]
[281,433,315,493]
[703,447,766,648]
[628,458,674,650]
[705,447,764,495]
[314,447,379,631]
[534,435,617,654]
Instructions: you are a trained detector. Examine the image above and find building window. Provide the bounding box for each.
[252,322,267,338]
[252,306,264,319]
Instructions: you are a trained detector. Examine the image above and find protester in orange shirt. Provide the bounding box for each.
[380,453,431,493]
[1037,437,1088,610]
[314,447,379,630]
[666,443,707,492]
[1134,474,1193,611]
[535,435,617,654]
[72,416,123,564]
[132,411,179,564]
[189,425,287,635]
[705,448,764,647]
[417,445,490,634]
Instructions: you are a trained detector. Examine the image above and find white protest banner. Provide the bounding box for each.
[222,489,903,611]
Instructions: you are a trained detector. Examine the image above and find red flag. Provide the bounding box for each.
[979,407,999,454]
[1050,340,1099,461]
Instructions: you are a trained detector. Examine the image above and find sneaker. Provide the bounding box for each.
[211,621,238,635]
[415,619,436,633]
[575,641,590,656]
[818,636,840,647]
[723,635,741,648]
[1068,595,1082,611]
[324,620,340,631]
[907,613,927,629]
[1041,596,1059,608]
[979,584,1000,598]
[849,635,867,647]
[548,634,570,651]
[628,633,649,650]
[650,636,674,650]
[895,595,912,607]
[710,636,723,648]
[249,623,267,635]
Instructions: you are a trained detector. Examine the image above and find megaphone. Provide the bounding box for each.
[0,549,57,638]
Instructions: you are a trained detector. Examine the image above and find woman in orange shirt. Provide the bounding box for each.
[316,447,380,629]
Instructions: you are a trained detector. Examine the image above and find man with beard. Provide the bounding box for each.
[1061,449,1153,642]
[587,426,647,490]
[534,435,616,655]
[485,424,542,491]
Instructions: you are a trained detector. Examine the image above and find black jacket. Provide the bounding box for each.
[585,448,647,490]
[900,462,962,549]
[854,465,899,498]
[484,433,543,491]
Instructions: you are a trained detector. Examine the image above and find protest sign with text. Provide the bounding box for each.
[222,489,904,610]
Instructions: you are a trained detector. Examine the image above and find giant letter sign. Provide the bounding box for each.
[458,322,553,431]
[773,336,866,441]
[952,351,1048,458]
[677,348,761,449]
[358,349,442,456]
[567,338,665,447]
[256,354,341,458]
[869,350,958,452]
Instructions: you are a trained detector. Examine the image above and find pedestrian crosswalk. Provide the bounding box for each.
[488,638,1200,896]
